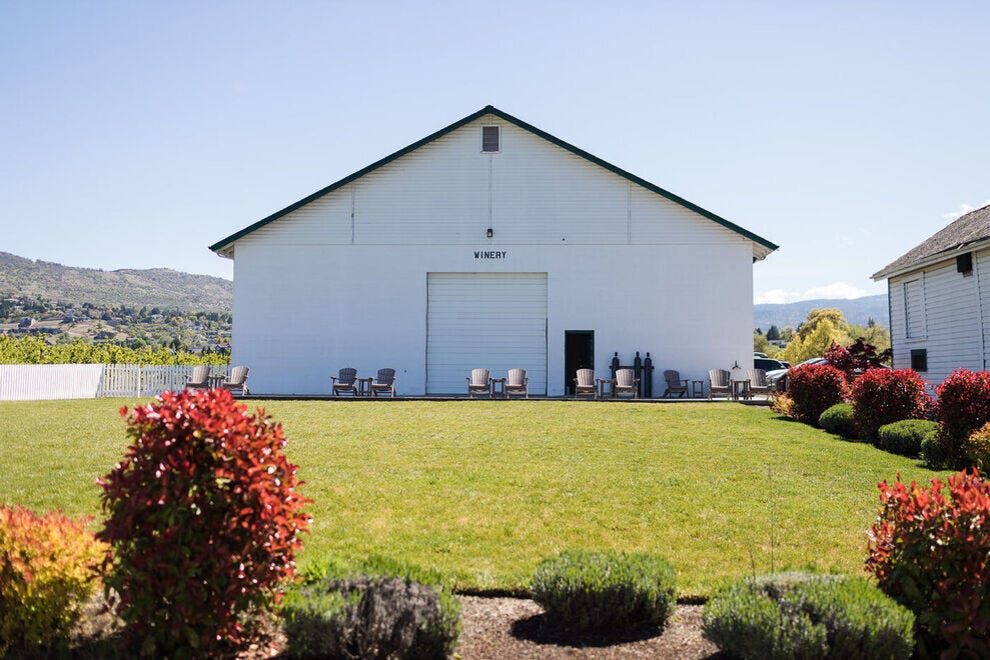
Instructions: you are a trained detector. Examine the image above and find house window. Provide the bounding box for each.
[903,279,924,339]
[482,126,499,152]
[910,348,927,372]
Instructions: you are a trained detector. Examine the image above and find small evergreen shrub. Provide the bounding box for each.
[787,363,849,426]
[819,403,857,439]
[702,571,914,660]
[875,419,938,458]
[934,369,990,468]
[850,368,930,440]
[531,549,676,632]
[866,470,990,657]
[0,506,106,655]
[281,559,461,660]
[97,389,311,656]
[966,423,990,476]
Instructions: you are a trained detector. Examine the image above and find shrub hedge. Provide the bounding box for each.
[966,423,990,476]
[866,470,990,657]
[851,368,929,440]
[281,558,461,659]
[702,571,914,659]
[934,369,990,468]
[819,403,857,439]
[875,420,938,458]
[786,363,848,426]
[0,506,106,655]
[97,389,311,656]
[531,549,676,633]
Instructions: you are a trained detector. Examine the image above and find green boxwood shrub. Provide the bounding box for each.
[531,549,676,632]
[281,557,460,660]
[819,403,857,439]
[875,419,939,458]
[702,572,914,659]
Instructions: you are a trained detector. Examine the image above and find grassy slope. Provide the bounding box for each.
[0,399,944,598]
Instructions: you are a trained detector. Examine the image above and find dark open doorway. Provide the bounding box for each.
[564,331,594,395]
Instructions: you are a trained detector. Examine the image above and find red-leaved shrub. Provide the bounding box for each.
[97,388,311,656]
[851,368,930,439]
[824,339,892,382]
[866,470,990,657]
[785,363,848,425]
[934,369,990,468]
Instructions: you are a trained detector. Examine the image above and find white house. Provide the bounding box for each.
[210,106,777,396]
[872,203,990,385]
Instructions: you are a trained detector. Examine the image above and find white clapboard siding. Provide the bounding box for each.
[239,115,747,251]
[0,364,104,400]
[890,260,984,384]
[427,273,547,395]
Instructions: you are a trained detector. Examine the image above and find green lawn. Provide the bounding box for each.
[0,399,945,598]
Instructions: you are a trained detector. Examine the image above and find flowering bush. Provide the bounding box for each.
[934,369,990,468]
[850,368,930,439]
[0,506,106,654]
[97,388,311,656]
[786,363,848,425]
[866,470,990,657]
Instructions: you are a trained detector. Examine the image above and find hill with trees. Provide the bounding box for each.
[0,251,231,311]
[754,294,887,333]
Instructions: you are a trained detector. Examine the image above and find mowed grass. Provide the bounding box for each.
[0,399,945,598]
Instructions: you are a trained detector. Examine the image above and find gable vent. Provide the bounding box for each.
[482,126,500,152]
[957,252,973,275]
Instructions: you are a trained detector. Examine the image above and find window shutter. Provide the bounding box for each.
[482,126,499,152]
[904,279,924,338]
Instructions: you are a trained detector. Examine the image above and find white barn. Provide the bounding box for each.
[210,106,777,396]
[872,203,990,385]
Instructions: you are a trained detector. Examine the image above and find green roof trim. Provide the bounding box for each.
[210,105,778,254]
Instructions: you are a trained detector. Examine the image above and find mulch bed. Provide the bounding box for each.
[455,596,722,659]
[71,594,722,658]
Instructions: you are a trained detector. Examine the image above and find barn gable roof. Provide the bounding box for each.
[872,203,990,280]
[210,105,778,257]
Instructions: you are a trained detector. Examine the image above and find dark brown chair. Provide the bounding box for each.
[370,368,396,397]
[332,368,358,396]
[662,370,689,398]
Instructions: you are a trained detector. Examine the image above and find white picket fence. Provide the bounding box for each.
[0,364,230,401]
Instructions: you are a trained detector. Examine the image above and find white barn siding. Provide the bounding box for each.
[889,258,984,385]
[228,113,760,395]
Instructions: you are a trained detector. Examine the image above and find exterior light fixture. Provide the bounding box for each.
[486,228,493,238]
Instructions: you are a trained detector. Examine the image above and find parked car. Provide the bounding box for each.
[766,357,827,392]
[754,357,788,372]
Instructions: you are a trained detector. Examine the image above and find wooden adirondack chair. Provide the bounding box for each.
[662,370,689,398]
[221,366,250,395]
[185,365,211,390]
[505,369,528,398]
[574,368,597,398]
[614,368,640,398]
[370,368,396,397]
[332,368,358,395]
[467,369,491,398]
[708,369,731,400]
[748,369,770,398]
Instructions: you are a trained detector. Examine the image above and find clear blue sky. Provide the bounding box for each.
[3,1,988,303]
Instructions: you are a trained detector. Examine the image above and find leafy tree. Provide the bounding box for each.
[781,318,845,364]
[766,325,781,341]
[797,308,847,340]
[754,331,770,354]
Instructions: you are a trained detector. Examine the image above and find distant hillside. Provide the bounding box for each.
[755,294,888,331]
[0,252,231,311]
